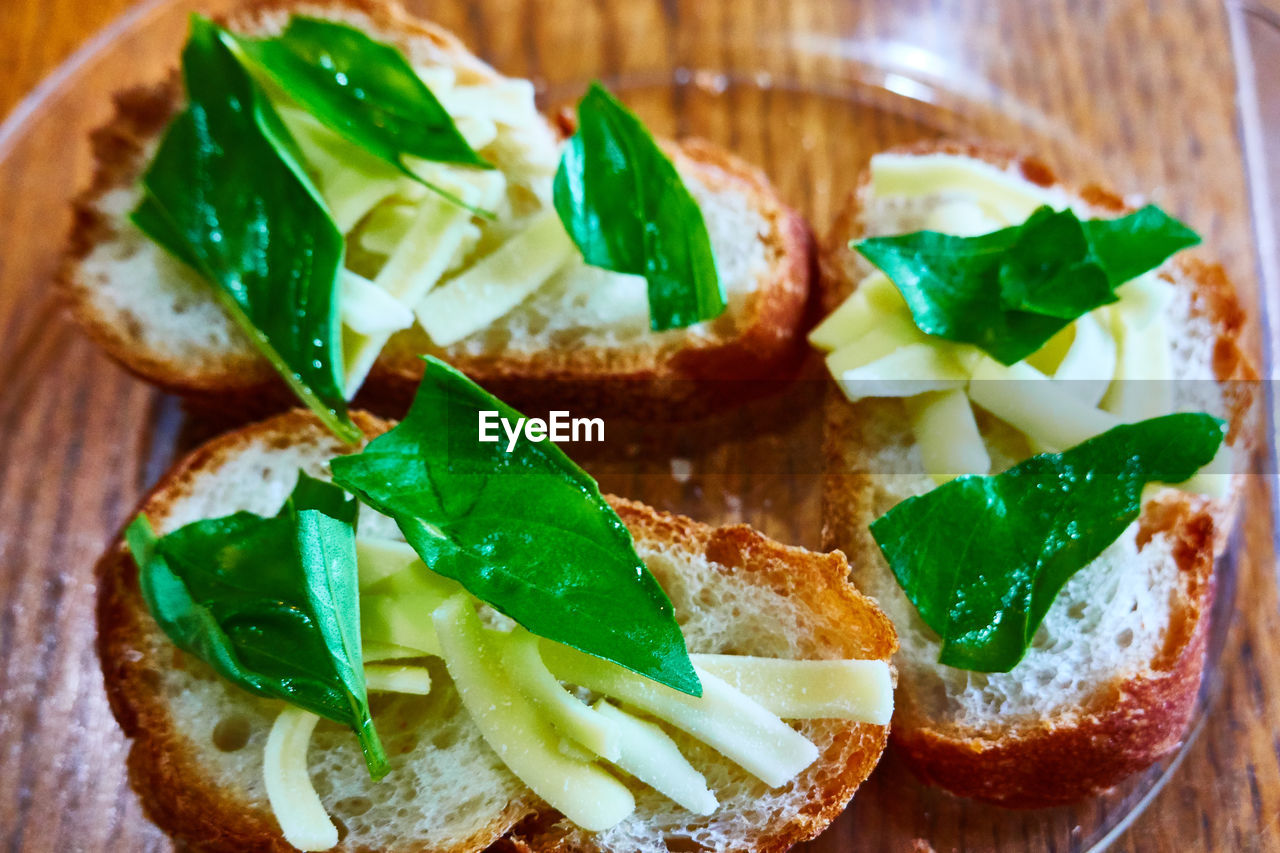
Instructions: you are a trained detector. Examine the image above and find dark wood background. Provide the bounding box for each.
[0,0,1276,850]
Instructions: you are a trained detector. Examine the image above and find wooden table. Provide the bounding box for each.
[0,0,1275,850]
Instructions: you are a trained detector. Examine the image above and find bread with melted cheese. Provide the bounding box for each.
[98,409,896,852]
[61,0,814,421]
[819,141,1256,807]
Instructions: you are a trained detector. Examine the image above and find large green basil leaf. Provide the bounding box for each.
[132,16,357,442]
[855,204,1199,364]
[870,413,1225,673]
[553,82,724,331]
[329,356,702,696]
[125,473,386,778]
[234,16,493,214]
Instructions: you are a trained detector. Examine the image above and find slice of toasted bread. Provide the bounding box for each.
[818,141,1257,807]
[59,0,813,421]
[98,409,896,852]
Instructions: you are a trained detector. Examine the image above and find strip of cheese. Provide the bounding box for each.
[690,655,893,725]
[1053,312,1117,406]
[437,79,540,127]
[264,708,337,852]
[861,268,910,312]
[415,209,574,346]
[355,537,422,590]
[836,343,970,403]
[359,202,419,256]
[411,63,540,131]
[324,169,415,235]
[824,313,930,376]
[344,170,506,395]
[1102,307,1175,421]
[340,271,415,337]
[363,561,462,600]
[360,561,463,657]
[809,272,906,351]
[542,643,819,788]
[592,700,718,815]
[414,65,456,94]
[869,152,1059,224]
[922,197,1004,236]
[498,629,621,761]
[1113,271,1177,329]
[904,389,991,482]
[809,289,874,353]
[363,192,481,292]
[277,107,413,232]
[1024,324,1076,375]
[364,664,433,695]
[557,737,599,763]
[453,115,498,151]
[361,594,444,657]
[432,597,635,831]
[968,357,1122,451]
[362,641,425,662]
[360,207,485,274]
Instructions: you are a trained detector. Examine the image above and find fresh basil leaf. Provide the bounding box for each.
[132,16,358,442]
[126,473,387,778]
[870,413,1225,673]
[329,356,702,697]
[234,16,493,214]
[554,82,724,331]
[1081,205,1202,285]
[995,207,1115,318]
[856,204,1200,365]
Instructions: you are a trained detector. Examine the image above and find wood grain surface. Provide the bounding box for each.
[0,0,1276,851]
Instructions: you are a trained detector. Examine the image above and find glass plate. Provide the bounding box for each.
[0,1,1267,851]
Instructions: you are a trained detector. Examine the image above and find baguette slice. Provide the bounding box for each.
[98,409,896,852]
[819,141,1257,807]
[60,0,814,420]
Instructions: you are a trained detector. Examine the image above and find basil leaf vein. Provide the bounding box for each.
[233,16,493,216]
[855,204,1200,364]
[870,413,1225,673]
[554,82,724,331]
[126,472,387,778]
[132,15,357,442]
[329,356,702,696]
